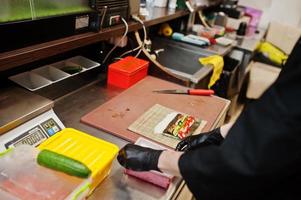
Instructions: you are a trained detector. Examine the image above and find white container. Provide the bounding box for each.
[0,145,91,200]
[32,65,70,83]
[9,72,52,91]
[154,0,168,7]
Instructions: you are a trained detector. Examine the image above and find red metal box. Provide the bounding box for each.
[108,56,149,88]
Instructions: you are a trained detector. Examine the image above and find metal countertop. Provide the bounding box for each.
[53,81,184,200]
[0,87,53,135]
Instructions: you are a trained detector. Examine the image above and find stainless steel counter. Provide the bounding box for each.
[53,82,186,200]
[49,72,230,199]
[0,87,53,135]
[234,28,266,52]
[0,76,228,199]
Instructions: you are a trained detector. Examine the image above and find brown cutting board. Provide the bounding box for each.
[81,76,229,143]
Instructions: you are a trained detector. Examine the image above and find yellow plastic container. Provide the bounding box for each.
[38,128,119,192]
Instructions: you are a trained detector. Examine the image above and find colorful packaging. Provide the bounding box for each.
[154,112,201,140]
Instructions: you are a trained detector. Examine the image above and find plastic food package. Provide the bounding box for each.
[0,145,90,200]
[38,128,119,192]
[154,112,201,140]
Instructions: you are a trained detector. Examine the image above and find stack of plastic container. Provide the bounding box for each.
[0,145,91,200]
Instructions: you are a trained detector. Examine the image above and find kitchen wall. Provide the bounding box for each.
[239,0,301,28]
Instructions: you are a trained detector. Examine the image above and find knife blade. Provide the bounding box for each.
[153,89,214,96]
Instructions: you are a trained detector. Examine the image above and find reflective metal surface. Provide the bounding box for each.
[1,79,228,199]
[53,82,183,200]
[234,28,266,52]
[152,37,214,84]
[0,87,53,134]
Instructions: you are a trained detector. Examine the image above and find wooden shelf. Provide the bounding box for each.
[0,8,189,72]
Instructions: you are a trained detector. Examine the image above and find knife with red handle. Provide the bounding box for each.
[153,89,214,96]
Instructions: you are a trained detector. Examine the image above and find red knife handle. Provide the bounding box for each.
[188,89,215,96]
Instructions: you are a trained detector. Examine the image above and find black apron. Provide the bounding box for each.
[179,38,301,200]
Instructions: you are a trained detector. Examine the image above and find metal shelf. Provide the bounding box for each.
[0,8,189,72]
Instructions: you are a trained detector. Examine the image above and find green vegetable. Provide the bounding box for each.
[61,65,83,74]
[37,149,91,178]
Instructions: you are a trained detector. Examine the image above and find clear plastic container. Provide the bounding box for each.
[0,189,19,200]
[32,65,70,83]
[9,72,52,91]
[0,145,90,200]
[38,128,119,192]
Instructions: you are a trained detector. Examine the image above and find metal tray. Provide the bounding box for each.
[152,37,213,84]
[9,56,100,91]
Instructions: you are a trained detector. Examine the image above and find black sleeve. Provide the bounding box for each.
[179,38,301,200]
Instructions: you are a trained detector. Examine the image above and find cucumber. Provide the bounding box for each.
[37,149,91,178]
[61,65,83,74]
[61,61,83,74]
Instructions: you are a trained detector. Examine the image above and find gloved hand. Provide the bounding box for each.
[117,144,163,172]
[175,128,224,151]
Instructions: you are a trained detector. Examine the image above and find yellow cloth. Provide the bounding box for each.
[199,55,224,89]
[257,42,288,66]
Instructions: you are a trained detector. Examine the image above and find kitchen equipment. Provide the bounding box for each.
[237,22,247,36]
[0,86,65,157]
[129,0,140,15]
[0,0,95,53]
[220,0,243,19]
[0,87,60,141]
[0,84,118,197]
[153,89,214,96]
[90,0,129,30]
[9,56,100,91]
[38,128,119,192]
[81,76,229,143]
[0,109,64,152]
[152,37,213,87]
[214,12,228,27]
[0,145,91,200]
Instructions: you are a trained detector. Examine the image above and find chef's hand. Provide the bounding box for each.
[175,128,224,151]
[117,144,163,172]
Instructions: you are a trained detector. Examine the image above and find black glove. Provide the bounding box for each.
[117,144,163,172]
[175,128,224,151]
